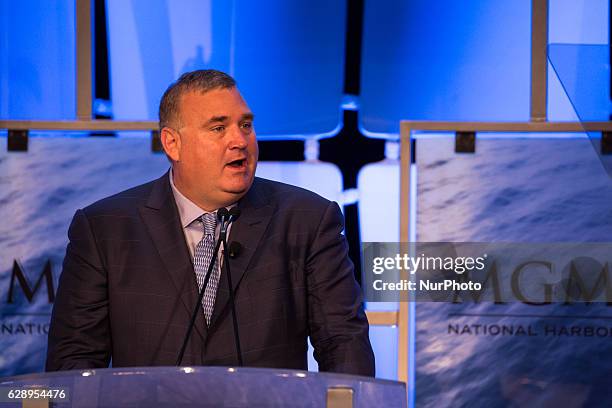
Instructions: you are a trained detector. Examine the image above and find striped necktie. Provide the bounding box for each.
[194,212,219,325]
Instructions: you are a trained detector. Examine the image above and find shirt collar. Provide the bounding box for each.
[169,168,237,228]
[169,168,212,228]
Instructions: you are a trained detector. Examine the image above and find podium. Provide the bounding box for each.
[0,367,406,407]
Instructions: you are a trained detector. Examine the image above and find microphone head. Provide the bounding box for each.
[229,207,241,221]
[217,207,230,220]
[228,241,242,258]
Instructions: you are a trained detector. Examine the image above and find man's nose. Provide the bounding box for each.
[228,125,249,149]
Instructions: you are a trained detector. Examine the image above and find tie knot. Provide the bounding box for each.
[201,212,217,236]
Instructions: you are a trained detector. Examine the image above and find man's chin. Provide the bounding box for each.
[221,180,253,197]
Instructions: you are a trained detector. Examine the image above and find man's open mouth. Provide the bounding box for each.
[227,159,246,168]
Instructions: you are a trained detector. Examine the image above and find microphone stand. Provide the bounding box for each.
[176,209,229,366]
[176,208,243,367]
[220,210,243,366]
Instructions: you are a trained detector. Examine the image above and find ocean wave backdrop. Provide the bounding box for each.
[415,135,612,407]
[0,134,169,376]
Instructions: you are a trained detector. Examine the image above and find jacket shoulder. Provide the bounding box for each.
[81,177,160,217]
[253,177,333,210]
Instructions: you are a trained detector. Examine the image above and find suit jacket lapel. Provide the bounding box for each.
[210,178,274,327]
[138,172,208,342]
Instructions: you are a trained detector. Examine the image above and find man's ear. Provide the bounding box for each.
[161,127,181,162]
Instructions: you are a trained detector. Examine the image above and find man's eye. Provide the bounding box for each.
[241,122,253,130]
[211,126,225,132]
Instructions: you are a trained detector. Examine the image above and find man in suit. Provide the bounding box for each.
[46,69,375,376]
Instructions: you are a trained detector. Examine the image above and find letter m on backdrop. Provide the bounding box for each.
[7,260,55,304]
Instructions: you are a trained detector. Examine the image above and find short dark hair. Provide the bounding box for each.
[158,69,236,131]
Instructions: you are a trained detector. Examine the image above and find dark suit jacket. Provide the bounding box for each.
[46,173,375,376]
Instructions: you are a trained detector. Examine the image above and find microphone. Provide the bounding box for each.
[228,241,242,259]
[218,207,239,236]
[229,207,241,222]
[219,208,241,258]
[218,208,230,234]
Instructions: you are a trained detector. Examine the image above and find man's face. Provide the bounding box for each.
[166,87,258,211]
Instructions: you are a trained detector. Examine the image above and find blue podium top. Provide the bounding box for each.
[0,366,406,407]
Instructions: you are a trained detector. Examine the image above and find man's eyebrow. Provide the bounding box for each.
[205,115,229,126]
[203,113,254,127]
